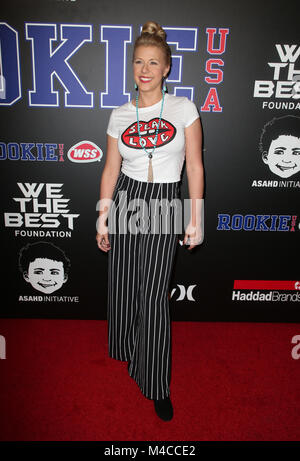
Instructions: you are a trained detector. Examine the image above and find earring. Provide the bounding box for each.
[134,82,138,90]
[162,78,168,93]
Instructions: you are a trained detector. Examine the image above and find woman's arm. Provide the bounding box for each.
[96,134,122,252]
[183,117,204,250]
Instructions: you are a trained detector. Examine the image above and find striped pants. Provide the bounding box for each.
[107,171,181,400]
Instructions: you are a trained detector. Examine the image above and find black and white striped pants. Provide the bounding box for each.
[107,170,181,400]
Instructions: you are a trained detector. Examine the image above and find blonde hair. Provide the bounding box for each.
[133,21,171,68]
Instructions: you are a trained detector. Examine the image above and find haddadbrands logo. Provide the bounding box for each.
[232,280,300,302]
[67,141,103,163]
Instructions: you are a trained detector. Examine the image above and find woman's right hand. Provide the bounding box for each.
[96,232,111,252]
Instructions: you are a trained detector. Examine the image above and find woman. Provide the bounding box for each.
[96,21,204,421]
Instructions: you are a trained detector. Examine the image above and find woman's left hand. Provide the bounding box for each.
[182,221,203,250]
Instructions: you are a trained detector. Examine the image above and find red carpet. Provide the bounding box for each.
[0,319,299,441]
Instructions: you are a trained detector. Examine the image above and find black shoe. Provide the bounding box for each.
[154,396,173,421]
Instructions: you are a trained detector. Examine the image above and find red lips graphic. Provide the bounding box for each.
[121,118,176,149]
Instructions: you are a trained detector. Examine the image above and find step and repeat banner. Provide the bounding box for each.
[1,0,299,321]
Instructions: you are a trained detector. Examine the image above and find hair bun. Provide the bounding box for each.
[133,21,171,67]
[141,21,166,41]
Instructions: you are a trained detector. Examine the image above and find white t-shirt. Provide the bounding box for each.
[106,93,199,183]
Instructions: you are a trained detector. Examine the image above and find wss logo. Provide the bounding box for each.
[67,141,103,163]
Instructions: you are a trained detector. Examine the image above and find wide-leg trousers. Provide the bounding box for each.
[107,170,181,400]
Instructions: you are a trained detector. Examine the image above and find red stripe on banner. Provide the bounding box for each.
[233,280,300,290]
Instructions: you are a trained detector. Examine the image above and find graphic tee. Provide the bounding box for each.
[106,93,200,183]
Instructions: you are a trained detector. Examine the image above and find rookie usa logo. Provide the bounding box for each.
[0,142,65,162]
[217,214,298,231]
[0,141,103,163]
[0,23,229,112]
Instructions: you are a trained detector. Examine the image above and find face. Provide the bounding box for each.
[262,134,300,178]
[133,45,170,95]
[24,258,67,294]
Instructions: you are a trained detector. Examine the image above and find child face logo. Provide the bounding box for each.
[23,258,68,294]
[262,135,300,178]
